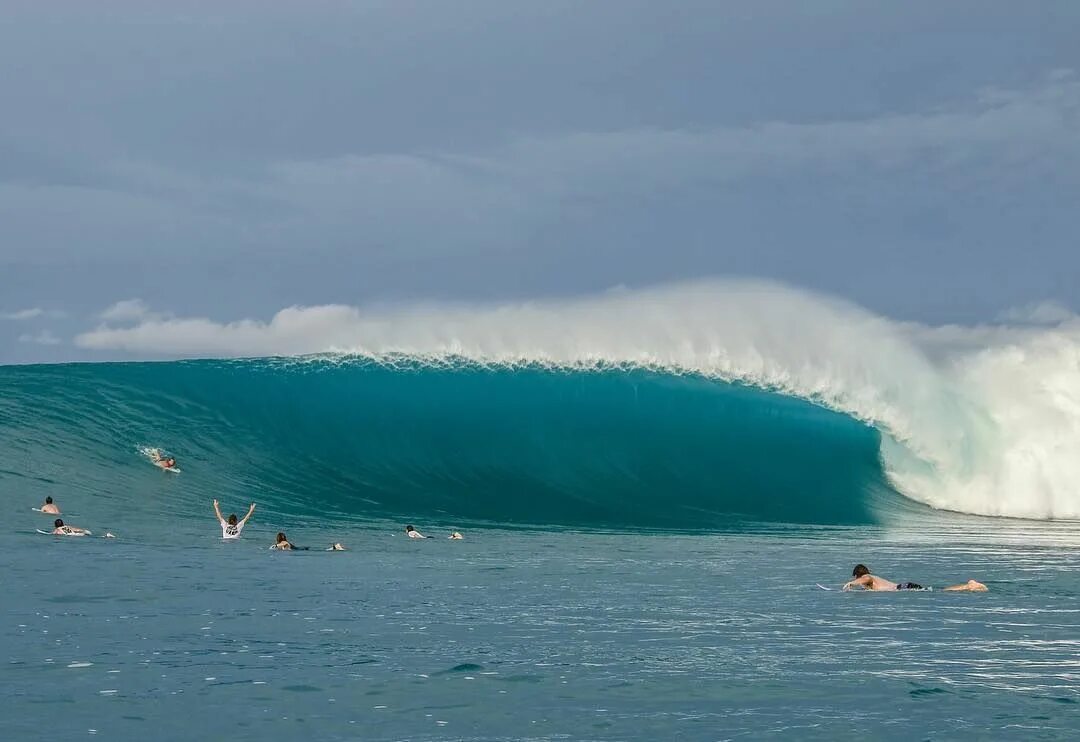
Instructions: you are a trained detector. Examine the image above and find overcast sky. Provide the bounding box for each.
[2,1,1079,364]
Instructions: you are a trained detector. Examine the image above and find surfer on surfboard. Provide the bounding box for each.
[149,449,179,471]
[842,564,987,592]
[51,518,91,536]
[405,525,428,539]
[39,496,60,515]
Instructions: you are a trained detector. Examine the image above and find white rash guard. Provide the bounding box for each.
[221,520,245,539]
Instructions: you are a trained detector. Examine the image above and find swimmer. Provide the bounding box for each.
[51,518,90,536]
[449,531,463,540]
[271,532,293,550]
[213,499,256,539]
[327,543,347,551]
[842,564,987,592]
[40,496,60,515]
[405,525,427,539]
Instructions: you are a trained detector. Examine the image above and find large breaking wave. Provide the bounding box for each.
[7,279,1080,526]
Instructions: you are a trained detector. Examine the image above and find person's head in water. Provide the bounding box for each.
[228,514,238,525]
[406,525,415,533]
[852,564,870,578]
[54,519,64,528]
[45,496,53,505]
[276,532,287,544]
[165,458,175,467]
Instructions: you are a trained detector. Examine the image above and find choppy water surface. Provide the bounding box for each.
[3,520,1078,741]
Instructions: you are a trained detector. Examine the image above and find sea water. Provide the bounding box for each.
[3,522,1079,741]
[2,359,1079,740]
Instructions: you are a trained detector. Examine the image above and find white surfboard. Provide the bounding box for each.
[38,528,91,536]
[816,583,834,591]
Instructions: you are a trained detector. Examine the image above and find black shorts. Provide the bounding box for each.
[896,581,924,591]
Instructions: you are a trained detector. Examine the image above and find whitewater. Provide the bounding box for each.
[74,279,1080,520]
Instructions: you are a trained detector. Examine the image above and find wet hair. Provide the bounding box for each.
[45,496,53,504]
[54,519,64,528]
[276,532,287,543]
[852,564,870,578]
[405,525,415,532]
[228,514,238,525]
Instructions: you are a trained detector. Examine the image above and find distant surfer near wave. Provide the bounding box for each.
[327,543,346,551]
[149,449,178,471]
[449,531,463,540]
[51,519,90,536]
[214,499,256,539]
[843,564,987,592]
[405,525,427,539]
[40,496,60,515]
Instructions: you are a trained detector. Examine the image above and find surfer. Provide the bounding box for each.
[151,450,178,470]
[51,519,90,536]
[213,499,256,539]
[405,525,427,539]
[449,531,464,540]
[843,564,987,592]
[271,532,310,551]
[40,496,60,515]
[327,543,347,551]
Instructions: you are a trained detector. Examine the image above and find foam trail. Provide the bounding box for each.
[77,279,1080,519]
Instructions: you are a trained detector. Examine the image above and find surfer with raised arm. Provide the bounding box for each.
[40,496,60,514]
[51,518,90,536]
[405,525,427,539]
[214,499,256,539]
[842,564,987,592]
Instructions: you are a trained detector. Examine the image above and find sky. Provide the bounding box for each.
[1,0,1079,364]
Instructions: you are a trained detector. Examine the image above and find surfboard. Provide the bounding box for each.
[37,528,91,536]
[816,583,834,591]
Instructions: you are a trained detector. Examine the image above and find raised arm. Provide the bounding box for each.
[239,503,256,526]
[213,499,225,524]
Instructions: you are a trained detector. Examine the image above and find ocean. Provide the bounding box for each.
[2,358,1079,740]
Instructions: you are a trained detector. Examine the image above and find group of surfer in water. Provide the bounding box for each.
[34,452,987,591]
[35,451,466,550]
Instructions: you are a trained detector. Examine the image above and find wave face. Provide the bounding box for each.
[0,359,903,528]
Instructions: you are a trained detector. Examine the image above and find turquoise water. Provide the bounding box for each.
[2,360,1079,740]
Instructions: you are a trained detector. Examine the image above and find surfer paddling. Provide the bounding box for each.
[40,496,60,514]
[149,449,178,470]
[51,519,90,536]
[843,564,987,592]
[270,532,309,551]
[213,500,256,539]
[405,525,428,539]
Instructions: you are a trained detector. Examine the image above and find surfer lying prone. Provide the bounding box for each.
[842,564,987,592]
[150,449,178,470]
[270,532,310,551]
[52,519,91,536]
[40,496,60,514]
